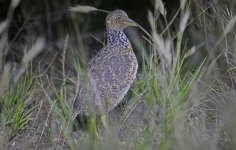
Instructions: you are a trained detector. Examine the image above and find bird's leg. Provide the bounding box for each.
[88,116,101,139]
[102,91,111,132]
[101,114,109,131]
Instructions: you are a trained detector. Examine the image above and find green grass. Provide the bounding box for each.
[0,0,236,149]
[0,70,35,147]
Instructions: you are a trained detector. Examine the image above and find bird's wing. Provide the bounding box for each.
[88,48,137,99]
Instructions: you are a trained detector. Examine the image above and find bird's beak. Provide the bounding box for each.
[124,18,138,26]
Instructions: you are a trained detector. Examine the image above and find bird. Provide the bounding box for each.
[74,9,138,135]
[88,9,138,115]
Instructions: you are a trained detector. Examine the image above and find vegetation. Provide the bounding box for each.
[0,0,236,149]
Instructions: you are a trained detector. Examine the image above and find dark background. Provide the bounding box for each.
[0,0,180,62]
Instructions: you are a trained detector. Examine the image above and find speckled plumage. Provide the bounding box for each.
[74,9,138,117]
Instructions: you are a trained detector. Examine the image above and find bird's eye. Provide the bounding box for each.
[116,16,121,20]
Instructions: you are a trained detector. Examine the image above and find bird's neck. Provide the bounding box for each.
[106,28,131,48]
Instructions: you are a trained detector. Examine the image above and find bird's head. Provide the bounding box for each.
[105,9,138,31]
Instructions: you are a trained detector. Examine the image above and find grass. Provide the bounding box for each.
[1,0,236,149]
[0,71,35,139]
